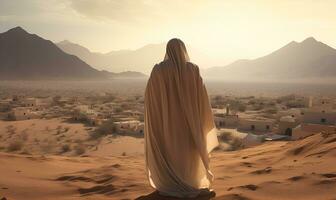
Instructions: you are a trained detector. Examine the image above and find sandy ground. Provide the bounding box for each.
[0,119,143,157]
[0,119,336,200]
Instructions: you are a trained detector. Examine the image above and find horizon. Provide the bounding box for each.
[2,0,336,68]
[1,25,335,70]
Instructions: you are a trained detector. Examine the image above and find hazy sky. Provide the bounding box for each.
[1,0,336,67]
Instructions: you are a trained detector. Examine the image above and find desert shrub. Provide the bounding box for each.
[218,132,243,151]
[90,119,117,139]
[228,137,243,151]
[7,140,23,151]
[218,132,234,142]
[64,127,70,132]
[61,144,71,153]
[74,145,85,155]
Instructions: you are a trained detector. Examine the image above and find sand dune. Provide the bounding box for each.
[1,131,336,200]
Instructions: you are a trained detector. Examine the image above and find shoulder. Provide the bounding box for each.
[186,62,200,74]
[187,61,199,70]
[151,60,169,74]
[149,61,168,79]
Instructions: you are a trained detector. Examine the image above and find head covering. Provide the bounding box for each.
[164,38,190,68]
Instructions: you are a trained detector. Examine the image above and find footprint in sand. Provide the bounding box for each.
[239,184,258,191]
[220,193,251,200]
[228,184,258,192]
[56,175,93,182]
[321,173,336,178]
[287,175,305,181]
[250,167,272,175]
[241,162,253,168]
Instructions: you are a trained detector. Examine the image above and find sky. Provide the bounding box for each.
[1,0,336,68]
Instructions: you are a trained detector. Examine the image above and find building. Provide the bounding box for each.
[311,97,335,109]
[278,116,300,136]
[214,104,239,128]
[292,123,336,140]
[291,109,336,140]
[114,120,143,134]
[238,118,275,134]
[23,97,52,111]
[277,108,304,123]
[9,107,39,120]
[23,98,37,107]
[302,110,336,125]
[214,114,239,128]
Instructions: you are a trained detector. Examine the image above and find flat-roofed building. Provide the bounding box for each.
[278,116,300,136]
[238,118,275,134]
[303,111,336,125]
[292,123,336,140]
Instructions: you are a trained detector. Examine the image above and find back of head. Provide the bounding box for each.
[164,38,190,69]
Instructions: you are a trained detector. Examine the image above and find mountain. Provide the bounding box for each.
[205,37,336,81]
[57,41,165,74]
[57,40,213,74]
[0,27,107,80]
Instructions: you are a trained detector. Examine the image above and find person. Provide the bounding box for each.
[144,38,218,198]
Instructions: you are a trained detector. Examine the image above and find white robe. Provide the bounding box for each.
[144,49,218,197]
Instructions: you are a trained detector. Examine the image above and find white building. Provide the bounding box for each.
[291,109,336,140]
[302,110,336,125]
[214,104,239,128]
[114,120,143,134]
[214,114,239,128]
[277,108,304,123]
[278,116,300,136]
[9,107,39,120]
[238,118,275,134]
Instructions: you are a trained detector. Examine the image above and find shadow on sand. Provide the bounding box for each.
[135,191,216,200]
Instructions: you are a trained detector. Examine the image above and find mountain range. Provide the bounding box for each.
[205,37,336,81]
[1,26,336,81]
[0,27,146,80]
[57,40,164,74]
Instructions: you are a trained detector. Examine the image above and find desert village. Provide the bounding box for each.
[0,92,335,152]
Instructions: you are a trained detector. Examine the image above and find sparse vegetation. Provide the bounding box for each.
[90,119,117,139]
[74,144,85,155]
[7,140,23,151]
[61,144,71,153]
[218,132,243,151]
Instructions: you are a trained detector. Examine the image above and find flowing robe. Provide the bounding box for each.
[144,60,218,197]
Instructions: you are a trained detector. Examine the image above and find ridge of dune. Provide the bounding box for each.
[0,131,336,200]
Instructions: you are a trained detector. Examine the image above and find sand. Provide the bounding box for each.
[0,120,336,200]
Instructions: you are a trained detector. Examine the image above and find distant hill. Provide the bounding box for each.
[205,37,336,81]
[57,40,165,74]
[57,40,212,74]
[0,27,106,80]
